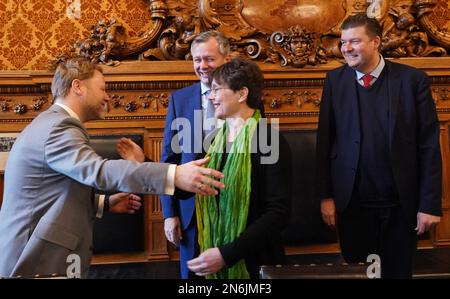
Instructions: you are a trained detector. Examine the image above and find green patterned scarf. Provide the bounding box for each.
[196,109,261,279]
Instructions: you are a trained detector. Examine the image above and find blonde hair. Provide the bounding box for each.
[51,58,103,100]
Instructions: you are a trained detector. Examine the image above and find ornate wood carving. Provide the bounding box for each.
[51,0,168,67]
[59,0,449,69]
[266,26,327,68]
[109,93,168,113]
[416,0,450,49]
[0,96,49,116]
[1,59,450,259]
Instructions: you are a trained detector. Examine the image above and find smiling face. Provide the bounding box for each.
[208,79,244,120]
[340,25,381,74]
[191,38,230,85]
[79,70,110,121]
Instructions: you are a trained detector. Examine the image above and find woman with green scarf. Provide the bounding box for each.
[187,58,291,279]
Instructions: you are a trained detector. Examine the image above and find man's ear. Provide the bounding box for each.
[238,87,249,103]
[373,35,381,49]
[71,79,84,96]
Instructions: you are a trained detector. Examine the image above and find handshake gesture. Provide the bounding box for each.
[175,157,224,195]
[117,138,224,195]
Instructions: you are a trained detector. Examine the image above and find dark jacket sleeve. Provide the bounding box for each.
[414,71,442,216]
[219,125,291,267]
[315,73,336,201]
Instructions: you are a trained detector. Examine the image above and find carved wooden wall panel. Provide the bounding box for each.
[1,1,450,261]
[1,58,449,261]
[48,0,449,69]
[1,1,450,70]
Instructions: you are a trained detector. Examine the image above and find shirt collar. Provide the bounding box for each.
[55,102,81,122]
[356,55,385,80]
[200,82,210,95]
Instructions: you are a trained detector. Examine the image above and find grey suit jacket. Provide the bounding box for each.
[0,105,169,278]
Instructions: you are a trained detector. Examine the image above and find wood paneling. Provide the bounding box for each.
[0,58,449,263]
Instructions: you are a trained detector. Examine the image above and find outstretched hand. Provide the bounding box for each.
[117,137,145,162]
[109,193,142,214]
[175,157,225,196]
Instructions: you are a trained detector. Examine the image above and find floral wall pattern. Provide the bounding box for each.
[0,0,151,70]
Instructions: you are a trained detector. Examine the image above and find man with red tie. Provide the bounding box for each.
[316,13,442,278]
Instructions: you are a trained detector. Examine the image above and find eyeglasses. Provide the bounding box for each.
[209,87,231,96]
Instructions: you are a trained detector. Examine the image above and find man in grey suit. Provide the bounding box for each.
[0,58,224,278]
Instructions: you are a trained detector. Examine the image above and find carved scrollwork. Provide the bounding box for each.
[51,0,449,68]
[142,0,201,60]
[416,0,450,50]
[65,0,167,66]
[379,0,446,57]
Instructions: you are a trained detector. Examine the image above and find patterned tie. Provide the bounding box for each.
[204,90,216,135]
[362,74,373,88]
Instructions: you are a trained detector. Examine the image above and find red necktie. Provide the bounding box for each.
[362,74,373,88]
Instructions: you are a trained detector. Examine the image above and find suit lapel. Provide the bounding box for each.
[386,61,401,150]
[341,66,360,141]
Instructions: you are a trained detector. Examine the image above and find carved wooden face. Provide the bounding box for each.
[191,38,230,85]
[340,26,381,74]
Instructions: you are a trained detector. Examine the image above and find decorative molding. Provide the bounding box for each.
[433,87,450,105]
[109,93,169,113]
[54,0,449,69]
[0,86,50,94]
[437,108,450,113]
[267,111,320,118]
[105,81,194,91]
[0,96,49,115]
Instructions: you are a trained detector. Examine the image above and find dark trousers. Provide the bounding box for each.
[179,215,201,279]
[337,204,417,278]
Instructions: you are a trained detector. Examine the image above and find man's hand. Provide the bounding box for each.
[416,212,440,235]
[321,198,336,228]
[187,247,225,276]
[175,157,225,195]
[164,216,182,246]
[109,193,142,214]
[117,137,145,163]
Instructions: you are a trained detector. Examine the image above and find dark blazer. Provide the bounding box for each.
[217,123,292,279]
[316,60,442,223]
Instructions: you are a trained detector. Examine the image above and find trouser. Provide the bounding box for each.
[179,216,200,279]
[337,204,417,278]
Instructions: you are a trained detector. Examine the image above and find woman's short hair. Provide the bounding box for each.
[209,58,264,109]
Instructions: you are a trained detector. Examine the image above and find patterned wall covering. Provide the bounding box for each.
[0,0,151,70]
